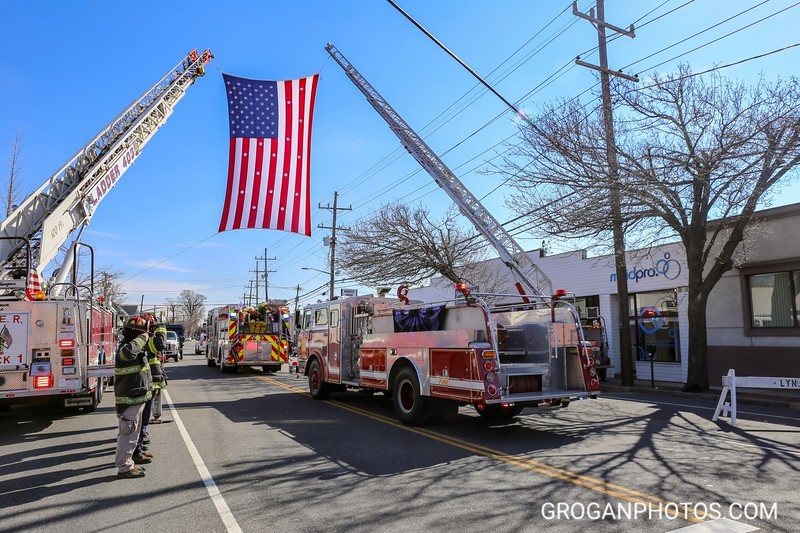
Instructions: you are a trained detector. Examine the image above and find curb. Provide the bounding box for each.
[599,384,798,410]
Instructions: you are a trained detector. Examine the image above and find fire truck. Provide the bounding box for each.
[293,45,600,425]
[206,302,291,373]
[0,49,213,411]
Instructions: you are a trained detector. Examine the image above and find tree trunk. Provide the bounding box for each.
[684,290,710,391]
[684,240,710,391]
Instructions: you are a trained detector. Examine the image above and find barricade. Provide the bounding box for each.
[712,368,800,426]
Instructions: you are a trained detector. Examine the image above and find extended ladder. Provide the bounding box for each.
[325,43,551,297]
[0,49,213,288]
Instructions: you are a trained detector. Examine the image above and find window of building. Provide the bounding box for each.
[629,290,680,363]
[747,269,800,329]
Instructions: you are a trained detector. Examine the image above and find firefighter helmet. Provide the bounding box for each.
[124,316,149,333]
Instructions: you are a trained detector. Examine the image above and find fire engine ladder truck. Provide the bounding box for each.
[325,43,551,300]
[0,49,213,296]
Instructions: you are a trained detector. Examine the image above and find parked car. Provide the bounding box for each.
[164,330,181,362]
[195,339,207,355]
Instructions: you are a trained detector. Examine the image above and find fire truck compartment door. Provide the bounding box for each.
[241,341,268,362]
[327,304,341,376]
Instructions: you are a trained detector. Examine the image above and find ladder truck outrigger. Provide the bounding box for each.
[0,49,212,412]
[294,44,600,426]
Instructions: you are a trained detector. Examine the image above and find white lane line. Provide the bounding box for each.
[163,389,243,533]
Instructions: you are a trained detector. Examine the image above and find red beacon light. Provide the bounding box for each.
[455,283,470,297]
[553,289,568,300]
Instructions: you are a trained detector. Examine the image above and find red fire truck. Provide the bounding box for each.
[297,286,599,425]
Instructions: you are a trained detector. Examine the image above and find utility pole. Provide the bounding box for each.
[255,248,276,301]
[574,0,637,387]
[252,257,260,303]
[101,271,110,302]
[292,284,301,343]
[318,191,351,300]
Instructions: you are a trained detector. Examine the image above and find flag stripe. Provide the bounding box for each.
[218,139,238,232]
[219,74,318,236]
[291,78,306,234]
[248,139,265,228]
[302,76,317,233]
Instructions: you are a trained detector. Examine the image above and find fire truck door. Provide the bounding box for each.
[327,304,341,382]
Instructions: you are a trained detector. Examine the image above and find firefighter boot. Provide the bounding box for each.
[133,453,152,464]
[117,467,146,478]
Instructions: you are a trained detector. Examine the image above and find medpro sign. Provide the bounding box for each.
[609,252,682,284]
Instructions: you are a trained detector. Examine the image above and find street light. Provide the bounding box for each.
[301,267,330,275]
[300,267,338,300]
[302,266,334,300]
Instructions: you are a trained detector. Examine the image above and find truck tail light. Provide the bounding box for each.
[59,339,75,349]
[481,350,495,359]
[62,357,74,366]
[33,375,53,389]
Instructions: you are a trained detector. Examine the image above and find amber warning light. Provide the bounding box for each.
[455,283,470,297]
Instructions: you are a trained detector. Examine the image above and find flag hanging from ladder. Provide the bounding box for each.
[23,270,42,301]
[219,73,319,236]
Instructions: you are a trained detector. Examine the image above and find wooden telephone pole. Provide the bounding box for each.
[574,0,638,386]
[318,191,351,299]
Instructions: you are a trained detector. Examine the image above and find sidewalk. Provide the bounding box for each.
[600,377,800,410]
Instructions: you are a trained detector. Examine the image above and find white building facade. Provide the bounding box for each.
[407,203,800,386]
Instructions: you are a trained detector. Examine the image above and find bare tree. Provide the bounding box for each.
[4,129,26,216]
[164,297,179,323]
[501,65,800,391]
[177,290,207,333]
[338,202,496,291]
[94,267,127,307]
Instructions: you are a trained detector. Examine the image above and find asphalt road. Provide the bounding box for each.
[1,351,798,533]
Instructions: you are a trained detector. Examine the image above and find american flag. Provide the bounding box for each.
[23,270,42,301]
[0,325,12,348]
[219,73,319,236]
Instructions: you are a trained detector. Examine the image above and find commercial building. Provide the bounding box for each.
[408,202,800,386]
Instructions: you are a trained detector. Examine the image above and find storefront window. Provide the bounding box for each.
[748,271,799,328]
[629,290,680,362]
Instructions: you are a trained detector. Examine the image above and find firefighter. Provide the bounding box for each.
[147,319,168,423]
[133,316,167,461]
[149,326,169,423]
[113,316,152,479]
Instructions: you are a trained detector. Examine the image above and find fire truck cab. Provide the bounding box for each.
[297,290,600,425]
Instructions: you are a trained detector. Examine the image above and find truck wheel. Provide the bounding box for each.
[85,387,101,413]
[475,404,524,420]
[393,367,429,426]
[308,359,329,400]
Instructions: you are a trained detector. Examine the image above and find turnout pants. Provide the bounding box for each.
[115,403,145,473]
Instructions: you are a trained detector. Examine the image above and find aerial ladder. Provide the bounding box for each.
[0,49,212,412]
[0,49,213,296]
[325,43,552,300]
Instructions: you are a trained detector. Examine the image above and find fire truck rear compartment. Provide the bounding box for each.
[495,319,588,401]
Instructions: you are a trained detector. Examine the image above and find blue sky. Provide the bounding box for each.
[2,1,798,311]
